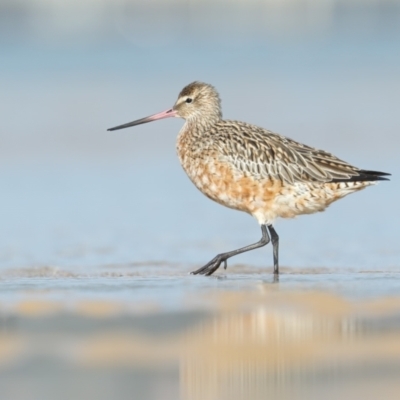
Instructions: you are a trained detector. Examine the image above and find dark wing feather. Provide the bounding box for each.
[216,120,391,184]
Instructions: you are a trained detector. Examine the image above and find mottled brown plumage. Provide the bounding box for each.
[108,81,390,277]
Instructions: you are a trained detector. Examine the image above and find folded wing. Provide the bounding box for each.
[217,121,390,185]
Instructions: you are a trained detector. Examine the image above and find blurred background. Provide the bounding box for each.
[0,1,400,399]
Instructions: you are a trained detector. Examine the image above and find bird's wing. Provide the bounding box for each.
[216,121,387,184]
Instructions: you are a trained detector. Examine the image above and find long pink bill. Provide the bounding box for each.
[107,108,177,131]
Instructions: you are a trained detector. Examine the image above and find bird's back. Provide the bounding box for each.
[210,119,389,185]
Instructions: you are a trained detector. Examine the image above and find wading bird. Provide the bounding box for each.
[108,82,390,276]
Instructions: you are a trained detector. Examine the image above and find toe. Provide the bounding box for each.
[191,255,225,276]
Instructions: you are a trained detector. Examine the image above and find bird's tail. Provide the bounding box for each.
[332,170,391,183]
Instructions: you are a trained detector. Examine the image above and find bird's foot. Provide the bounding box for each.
[190,254,228,276]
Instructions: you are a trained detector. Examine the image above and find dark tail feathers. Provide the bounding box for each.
[332,170,391,183]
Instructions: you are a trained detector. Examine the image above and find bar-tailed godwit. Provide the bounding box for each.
[108,82,390,276]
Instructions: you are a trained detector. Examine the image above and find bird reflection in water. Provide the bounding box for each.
[180,292,400,400]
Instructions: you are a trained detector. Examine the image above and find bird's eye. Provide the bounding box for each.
[186,98,192,103]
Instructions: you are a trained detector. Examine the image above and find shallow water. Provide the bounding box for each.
[1,270,400,400]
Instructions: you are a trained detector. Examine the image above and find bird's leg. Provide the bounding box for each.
[267,224,279,275]
[191,225,270,276]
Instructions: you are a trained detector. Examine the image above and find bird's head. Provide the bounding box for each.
[172,81,222,122]
[107,81,222,131]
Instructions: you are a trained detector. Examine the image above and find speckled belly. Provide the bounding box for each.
[180,157,372,225]
[180,157,281,216]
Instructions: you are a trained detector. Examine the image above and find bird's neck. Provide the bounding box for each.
[183,114,220,138]
[177,117,218,159]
